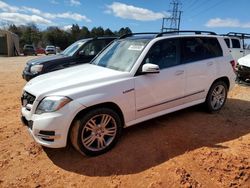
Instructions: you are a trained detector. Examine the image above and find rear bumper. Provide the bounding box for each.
[45,51,56,54]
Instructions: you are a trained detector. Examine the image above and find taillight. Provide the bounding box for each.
[230,60,236,72]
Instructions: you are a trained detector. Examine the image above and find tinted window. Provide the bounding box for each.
[82,40,106,56]
[105,38,116,45]
[143,39,179,69]
[181,37,222,63]
[224,38,230,48]
[232,39,241,48]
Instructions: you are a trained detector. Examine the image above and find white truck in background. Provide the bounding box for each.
[223,32,250,61]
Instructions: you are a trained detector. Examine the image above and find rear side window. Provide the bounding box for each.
[224,38,230,48]
[231,39,241,48]
[181,37,222,64]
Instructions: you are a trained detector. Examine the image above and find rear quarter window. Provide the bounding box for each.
[232,39,241,48]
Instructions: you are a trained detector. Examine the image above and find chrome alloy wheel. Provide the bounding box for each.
[81,114,117,152]
[210,85,226,110]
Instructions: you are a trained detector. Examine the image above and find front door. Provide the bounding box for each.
[135,38,185,118]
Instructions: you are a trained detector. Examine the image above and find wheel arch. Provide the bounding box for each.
[66,102,125,145]
[210,76,230,90]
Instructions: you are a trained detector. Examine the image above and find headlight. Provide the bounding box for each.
[35,96,72,114]
[30,64,43,74]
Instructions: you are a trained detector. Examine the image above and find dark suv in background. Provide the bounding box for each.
[23,45,37,56]
[22,37,117,81]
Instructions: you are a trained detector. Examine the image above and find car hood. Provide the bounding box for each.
[27,54,68,65]
[238,54,250,67]
[24,63,128,99]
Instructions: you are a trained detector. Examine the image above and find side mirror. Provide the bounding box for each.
[142,63,160,74]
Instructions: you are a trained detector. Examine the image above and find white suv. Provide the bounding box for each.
[21,31,236,156]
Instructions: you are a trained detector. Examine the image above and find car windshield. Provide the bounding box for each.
[61,40,86,56]
[91,39,149,72]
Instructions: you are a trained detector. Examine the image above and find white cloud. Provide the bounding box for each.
[205,18,250,28]
[106,2,167,21]
[61,25,72,31]
[69,0,81,6]
[0,12,52,25]
[0,0,19,12]
[22,6,41,14]
[50,0,59,4]
[0,0,91,24]
[56,12,91,22]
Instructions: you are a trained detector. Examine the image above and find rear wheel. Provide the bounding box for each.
[70,108,122,156]
[205,81,228,112]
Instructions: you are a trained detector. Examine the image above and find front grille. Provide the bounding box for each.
[21,91,36,107]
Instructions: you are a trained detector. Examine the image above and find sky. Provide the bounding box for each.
[0,0,250,35]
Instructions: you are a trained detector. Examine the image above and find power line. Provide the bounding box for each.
[185,0,197,9]
[190,0,224,18]
[188,0,208,13]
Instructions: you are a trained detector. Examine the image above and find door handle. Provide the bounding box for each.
[175,70,184,75]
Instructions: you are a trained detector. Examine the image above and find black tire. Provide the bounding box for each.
[70,108,122,156]
[205,81,228,113]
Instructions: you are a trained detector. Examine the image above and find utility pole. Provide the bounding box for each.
[161,0,182,32]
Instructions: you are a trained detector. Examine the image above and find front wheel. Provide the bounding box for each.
[70,108,122,156]
[205,81,228,112]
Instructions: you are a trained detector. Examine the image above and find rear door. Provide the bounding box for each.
[181,37,223,102]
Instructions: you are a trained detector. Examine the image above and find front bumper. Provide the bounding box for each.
[237,65,250,80]
[21,100,85,148]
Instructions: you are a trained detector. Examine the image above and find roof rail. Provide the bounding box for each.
[155,30,217,38]
[224,32,250,39]
[119,32,159,39]
[119,31,217,39]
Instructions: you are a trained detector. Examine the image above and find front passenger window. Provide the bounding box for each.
[143,39,179,69]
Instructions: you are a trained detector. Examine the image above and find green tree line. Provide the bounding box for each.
[8,24,132,50]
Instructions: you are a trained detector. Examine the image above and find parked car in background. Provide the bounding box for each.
[23,45,37,56]
[21,31,236,156]
[223,32,250,61]
[237,54,250,82]
[45,45,56,55]
[22,37,117,81]
[36,47,45,54]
